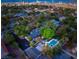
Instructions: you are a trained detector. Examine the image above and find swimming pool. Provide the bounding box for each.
[47,39,59,47]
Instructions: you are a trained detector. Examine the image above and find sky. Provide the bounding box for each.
[1,0,77,3]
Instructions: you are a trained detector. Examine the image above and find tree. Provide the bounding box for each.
[34,22,40,28]
[38,15,46,23]
[63,8,73,16]
[42,44,61,59]
[51,15,58,20]
[3,31,15,44]
[46,21,57,30]
[11,42,19,48]
[16,17,28,25]
[42,45,50,56]
[62,15,77,43]
[47,47,54,58]
[13,25,30,37]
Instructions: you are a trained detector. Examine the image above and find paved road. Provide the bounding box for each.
[62,49,77,59]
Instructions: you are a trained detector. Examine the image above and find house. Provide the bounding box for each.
[24,47,41,59]
[1,42,9,58]
[14,12,28,17]
[36,54,49,59]
[51,19,61,27]
[30,28,40,39]
[59,16,66,21]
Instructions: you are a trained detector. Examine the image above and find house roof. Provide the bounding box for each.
[51,19,60,27]
[14,13,27,17]
[25,47,41,59]
[30,28,40,39]
[36,55,49,59]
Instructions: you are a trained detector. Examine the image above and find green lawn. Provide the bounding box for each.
[41,27,55,39]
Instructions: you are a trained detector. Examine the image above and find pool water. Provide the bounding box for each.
[48,39,58,47]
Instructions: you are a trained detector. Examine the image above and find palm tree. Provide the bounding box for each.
[42,43,62,58]
[29,41,35,47]
[27,36,32,41]
[2,15,10,26]
[42,45,53,59]
[46,21,57,30]
[34,22,40,28]
[51,15,58,20]
[38,15,46,23]
[47,48,54,59]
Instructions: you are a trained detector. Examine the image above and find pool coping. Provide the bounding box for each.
[45,39,59,47]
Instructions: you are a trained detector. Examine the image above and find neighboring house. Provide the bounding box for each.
[1,42,9,59]
[34,12,41,16]
[11,32,30,50]
[36,54,49,59]
[59,16,66,21]
[24,9,33,13]
[51,19,61,27]
[5,42,27,59]
[24,47,41,59]
[14,13,28,17]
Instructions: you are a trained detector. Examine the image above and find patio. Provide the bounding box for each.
[35,42,44,52]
